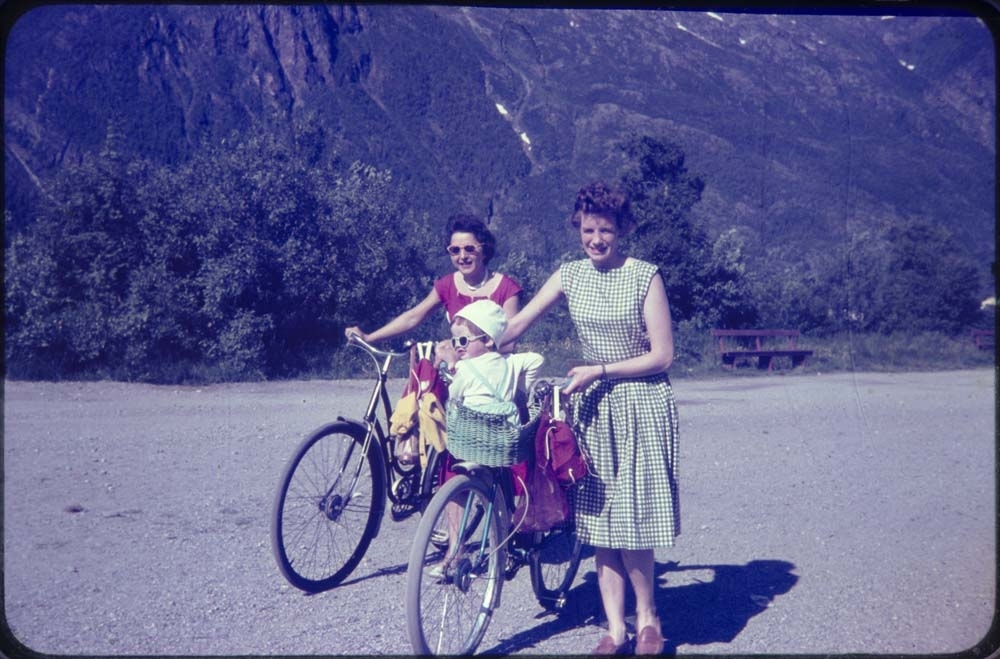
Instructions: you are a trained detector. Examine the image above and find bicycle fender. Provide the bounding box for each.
[335,415,367,429]
[450,461,497,486]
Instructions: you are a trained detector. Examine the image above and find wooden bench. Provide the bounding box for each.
[711,329,813,371]
[971,329,994,350]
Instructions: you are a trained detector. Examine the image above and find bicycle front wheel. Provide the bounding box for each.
[406,474,504,655]
[271,422,385,592]
[529,522,583,610]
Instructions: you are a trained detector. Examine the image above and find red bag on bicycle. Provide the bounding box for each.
[512,460,569,532]
[511,410,576,532]
[539,411,589,488]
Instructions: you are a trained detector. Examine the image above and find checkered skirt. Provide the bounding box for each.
[561,258,680,549]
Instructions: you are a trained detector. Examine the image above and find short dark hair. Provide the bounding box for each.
[445,214,497,263]
[569,181,636,235]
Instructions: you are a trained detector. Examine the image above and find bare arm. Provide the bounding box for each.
[344,287,442,343]
[498,290,522,354]
[501,292,521,319]
[499,270,564,348]
[563,272,674,394]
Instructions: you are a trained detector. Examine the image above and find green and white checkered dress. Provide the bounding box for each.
[561,258,680,549]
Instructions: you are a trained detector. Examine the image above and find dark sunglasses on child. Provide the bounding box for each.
[451,334,487,348]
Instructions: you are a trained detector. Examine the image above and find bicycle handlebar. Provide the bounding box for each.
[346,332,413,360]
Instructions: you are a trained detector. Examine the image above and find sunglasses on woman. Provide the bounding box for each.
[450,334,487,348]
[447,244,482,255]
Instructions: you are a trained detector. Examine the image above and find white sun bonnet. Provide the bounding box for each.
[454,299,508,347]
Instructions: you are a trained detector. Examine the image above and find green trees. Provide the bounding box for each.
[5,116,433,381]
[843,216,983,335]
[5,121,152,377]
[618,135,757,330]
[745,245,842,334]
[5,125,988,382]
[744,214,985,337]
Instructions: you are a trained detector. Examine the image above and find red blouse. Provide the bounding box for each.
[434,272,523,322]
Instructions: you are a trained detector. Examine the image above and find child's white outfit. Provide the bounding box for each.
[449,351,544,416]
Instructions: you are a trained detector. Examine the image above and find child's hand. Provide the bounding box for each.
[435,339,459,372]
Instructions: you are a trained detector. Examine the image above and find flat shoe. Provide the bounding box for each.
[635,625,665,655]
[427,557,454,580]
[592,634,630,655]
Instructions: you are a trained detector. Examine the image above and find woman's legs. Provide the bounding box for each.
[595,547,629,644]
[621,548,659,632]
[621,548,665,654]
[595,547,663,648]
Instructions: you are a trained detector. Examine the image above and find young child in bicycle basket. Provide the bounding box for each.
[442,300,543,465]
[428,300,542,578]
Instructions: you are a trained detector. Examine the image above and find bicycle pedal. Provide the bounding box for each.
[510,546,531,562]
[390,501,418,521]
[504,553,526,580]
[391,473,417,499]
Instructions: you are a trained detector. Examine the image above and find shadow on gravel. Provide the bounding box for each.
[331,562,409,590]
[480,558,798,655]
[656,559,799,653]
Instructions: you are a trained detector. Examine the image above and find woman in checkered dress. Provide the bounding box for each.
[503,181,677,656]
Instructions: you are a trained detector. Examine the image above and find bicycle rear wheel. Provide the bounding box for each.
[271,422,385,592]
[406,474,504,655]
[529,522,582,610]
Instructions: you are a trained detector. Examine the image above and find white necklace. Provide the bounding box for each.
[464,270,491,291]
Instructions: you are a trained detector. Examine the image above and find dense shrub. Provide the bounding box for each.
[5,125,990,382]
[618,135,758,331]
[5,115,434,382]
[844,217,983,335]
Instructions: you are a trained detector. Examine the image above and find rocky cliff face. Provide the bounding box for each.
[3,4,994,262]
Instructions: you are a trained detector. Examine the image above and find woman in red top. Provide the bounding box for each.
[345,214,522,344]
[346,214,525,486]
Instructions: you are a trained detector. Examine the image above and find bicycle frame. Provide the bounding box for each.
[441,382,568,582]
[340,335,400,429]
[342,335,444,513]
[331,336,405,510]
[272,335,448,592]
[404,379,584,653]
[447,462,518,576]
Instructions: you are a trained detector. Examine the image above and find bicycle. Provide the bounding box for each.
[271,334,447,592]
[405,380,584,656]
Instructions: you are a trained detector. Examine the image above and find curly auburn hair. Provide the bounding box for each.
[445,213,497,263]
[569,181,636,235]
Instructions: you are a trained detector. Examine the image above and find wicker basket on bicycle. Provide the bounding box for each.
[446,402,542,467]
[445,359,543,467]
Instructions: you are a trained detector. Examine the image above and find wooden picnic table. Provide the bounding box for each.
[971,329,994,350]
[711,329,813,371]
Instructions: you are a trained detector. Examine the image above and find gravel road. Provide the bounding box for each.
[3,369,996,656]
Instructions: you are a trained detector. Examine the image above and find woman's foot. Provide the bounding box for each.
[634,625,665,655]
[592,634,631,655]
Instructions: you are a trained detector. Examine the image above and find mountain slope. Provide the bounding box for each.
[3,4,994,264]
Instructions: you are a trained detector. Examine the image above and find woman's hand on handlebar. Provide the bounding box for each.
[344,326,367,343]
[562,364,603,395]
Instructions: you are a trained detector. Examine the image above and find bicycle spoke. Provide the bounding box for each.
[271,425,383,591]
[407,475,503,655]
